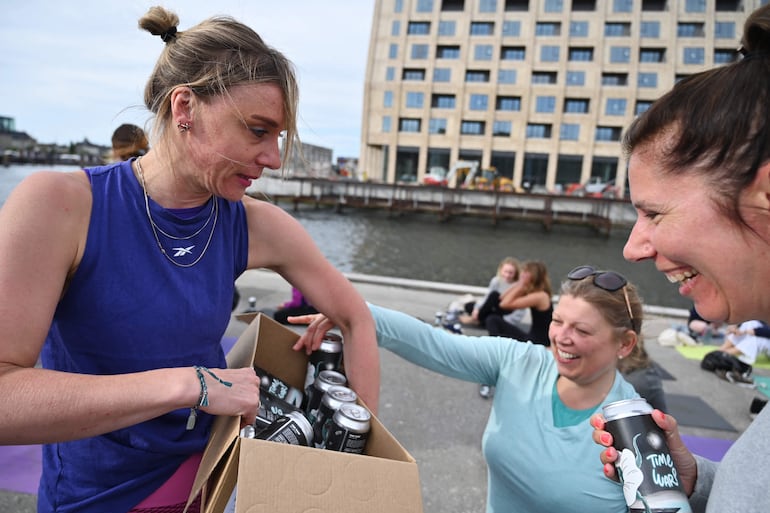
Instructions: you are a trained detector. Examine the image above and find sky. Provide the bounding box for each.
[0,1,375,158]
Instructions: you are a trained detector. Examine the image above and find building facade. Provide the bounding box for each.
[360,0,760,193]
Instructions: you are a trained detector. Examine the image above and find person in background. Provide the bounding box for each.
[617,338,667,412]
[110,123,149,162]
[272,286,318,324]
[0,7,379,513]
[687,305,727,343]
[486,260,553,346]
[591,5,770,512]
[460,256,529,331]
[292,265,644,513]
[718,320,770,367]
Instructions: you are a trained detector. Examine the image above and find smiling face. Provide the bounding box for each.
[622,139,770,324]
[499,263,518,284]
[549,294,628,387]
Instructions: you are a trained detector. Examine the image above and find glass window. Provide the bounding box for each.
[532,71,557,84]
[602,73,628,86]
[569,47,594,61]
[678,23,704,37]
[541,46,560,62]
[411,44,430,59]
[560,123,580,140]
[493,120,512,136]
[715,21,736,39]
[595,126,621,141]
[526,123,552,138]
[394,0,403,13]
[496,96,521,111]
[433,68,451,82]
[432,94,456,108]
[501,46,526,60]
[502,20,521,36]
[566,71,585,86]
[391,21,401,36]
[685,0,705,12]
[403,68,426,80]
[613,0,632,12]
[640,21,660,38]
[479,0,497,12]
[605,98,627,116]
[437,45,461,59]
[429,118,447,134]
[386,67,395,81]
[475,44,494,60]
[438,20,456,36]
[416,0,434,13]
[640,48,665,63]
[570,21,589,37]
[638,72,657,88]
[469,94,489,110]
[684,47,705,65]
[406,92,424,108]
[389,44,398,59]
[544,0,563,12]
[714,49,737,64]
[382,116,391,132]
[399,118,422,132]
[564,98,589,113]
[635,101,652,115]
[498,69,517,84]
[384,91,393,108]
[471,22,495,36]
[461,120,485,135]
[605,23,630,37]
[536,22,561,36]
[408,22,431,35]
[610,46,631,63]
[536,96,556,113]
[466,70,491,82]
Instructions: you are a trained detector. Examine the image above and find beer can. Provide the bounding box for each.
[254,365,304,408]
[313,385,358,448]
[304,369,347,425]
[602,398,692,513]
[254,389,302,434]
[255,410,313,446]
[324,403,371,454]
[303,332,344,390]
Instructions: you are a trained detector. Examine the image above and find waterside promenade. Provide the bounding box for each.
[0,269,763,513]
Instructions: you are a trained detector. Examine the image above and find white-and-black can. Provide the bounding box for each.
[323,403,371,454]
[304,369,347,425]
[255,364,304,408]
[255,410,313,446]
[602,398,692,513]
[254,389,302,434]
[303,332,344,390]
[313,385,358,448]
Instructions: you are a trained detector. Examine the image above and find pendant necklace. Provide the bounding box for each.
[135,157,219,268]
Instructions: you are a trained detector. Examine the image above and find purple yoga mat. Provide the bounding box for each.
[681,434,734,462]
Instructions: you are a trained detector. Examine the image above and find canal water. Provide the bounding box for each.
[1,164,688,309]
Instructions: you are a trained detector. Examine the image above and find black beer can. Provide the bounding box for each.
[602,399,692,513]
[313,385,358,448]
[255,410,313,446]
[304,370,347,425]
[303,332,344,391]
[254,365,304,408]
[254,389,302,434]
[324,403,371,454]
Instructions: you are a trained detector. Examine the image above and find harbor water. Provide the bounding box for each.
[0,164,688,310]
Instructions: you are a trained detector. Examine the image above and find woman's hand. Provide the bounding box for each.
[193,366,262,429]
[590,409,699,496]
[288,313,336,355]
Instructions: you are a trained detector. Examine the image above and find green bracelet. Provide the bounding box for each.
[186,366,233,431]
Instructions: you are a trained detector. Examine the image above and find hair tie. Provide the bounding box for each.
[160,26,177,43]
[738,45,770,61]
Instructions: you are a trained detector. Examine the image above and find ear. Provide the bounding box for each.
[170,86,194,125]
[618,330,638,359]
[746,160,770,210]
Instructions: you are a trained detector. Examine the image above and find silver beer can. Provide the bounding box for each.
[303,332,344,390]
[304,369,347,425]
[324,403,371,454]
[255,410,313,446]
[313,385,358,448]
[602,398,692,513]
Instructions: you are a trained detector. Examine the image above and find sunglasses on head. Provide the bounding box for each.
[567,265,634,327]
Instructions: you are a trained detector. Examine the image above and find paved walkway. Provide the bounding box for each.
[1,269,765,513]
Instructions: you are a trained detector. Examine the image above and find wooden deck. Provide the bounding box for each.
[248,176,637,236]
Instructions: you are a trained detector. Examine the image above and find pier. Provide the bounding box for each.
[248,176,637,235]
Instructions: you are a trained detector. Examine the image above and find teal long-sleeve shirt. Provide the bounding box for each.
[370,303,638,513]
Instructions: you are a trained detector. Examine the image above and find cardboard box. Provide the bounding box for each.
[187,313,423,513]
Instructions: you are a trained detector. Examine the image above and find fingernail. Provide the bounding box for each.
[600,433,612,445]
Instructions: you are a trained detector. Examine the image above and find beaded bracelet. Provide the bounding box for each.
[186,366,233,431]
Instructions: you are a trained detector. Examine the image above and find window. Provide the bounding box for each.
[391,21,401,36]
[432,94,456,108]
[433,68,451,82]
[403,68,426,80]
[416,0,434,12]
[386,67,395,81]
[684,48,705,65]
[605,98,627,116]
[502,20,521,36]
[532,71,558,84]
[560,123,580,140]
[610,46,631,63]
[536,22,561,36]
[613,0,632,12]
[479,0,497,11]
[526,123,552,138]
[429,118,447,134]
[441,0,465,11]
[602,73,628,86]
[493,120,512,136]
[567,71,586,86]
[394,0,403,12]
[389,44,398,59]
[544,0,563,12]
[501,46,526,60]
[678,23,704,37]
[715,21,736,39]
[437,45,461,59]
[570,21,589,37]
[406,92,424,108]
[605,23,630,37]
[382,116,391,132]
[638,72,658,88]
[595,126,622,141]
[496,96,521,111]
[408,22,431,35]
[383,91,393,108]
[541,46,560,62]
[685,0,705,12]
[564,98,589,113]
[471,22,495,35]
[460,120,485,135]
[536,96,556,113]
[438,20,456,36]
[714,49,738,64]
[635,100,653,115]
[569,47,594,61]
[474,44,494,60]
[399,118,422,132]
[640,48,665,63]
[640,21,660,38]
[466,70,490,82]
[411,44,430,59]
[469,94,489,110]
[498,69,517,84]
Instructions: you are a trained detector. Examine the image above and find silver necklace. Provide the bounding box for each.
[135,157,219,268]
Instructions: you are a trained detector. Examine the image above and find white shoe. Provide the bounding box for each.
[479,385,491,399]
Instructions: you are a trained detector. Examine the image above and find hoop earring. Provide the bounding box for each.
[177,122,191,133]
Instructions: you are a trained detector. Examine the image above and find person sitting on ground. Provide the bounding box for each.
[110,123,149,162]
[460,256,530,331]
[617,338,668,412]
[718,320,770,366]
[485,260,553,346]
[688,306,727,343]
[272,286,318,325]
[291,264,645,513]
